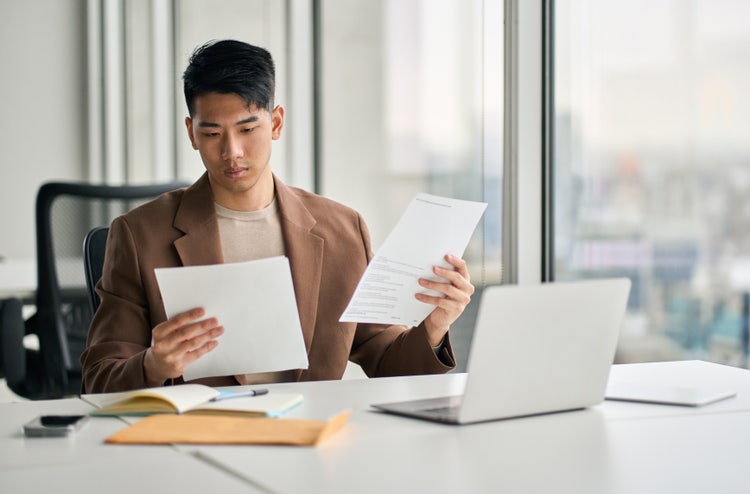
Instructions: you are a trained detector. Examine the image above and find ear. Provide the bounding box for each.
[271,105,285,140]
[185,116,198,150]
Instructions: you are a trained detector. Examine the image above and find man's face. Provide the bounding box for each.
[185,92,284,210]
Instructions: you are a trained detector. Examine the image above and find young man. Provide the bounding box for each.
[81,40,474,393]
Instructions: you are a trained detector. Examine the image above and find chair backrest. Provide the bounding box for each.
[83,226,109,314]
[26,181,187,398]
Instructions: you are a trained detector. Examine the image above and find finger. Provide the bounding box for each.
[416,288,470,308]
[160,341,218,375]
[175,325,224,353]
[419,296,466,327]
[432,265,473,291]
[154,317,220,358]
[422,276,472,304]
[152,341,215,379]
[193,337,220,354]
[418,278,449,299]
[415,292,445,306]
[182,336,221,365]
[421,271,474,298]
[152,319,220,363]
[444,254,470,279]
[152,325,223,377]
[170,317,222,344]
[152,307,206,339]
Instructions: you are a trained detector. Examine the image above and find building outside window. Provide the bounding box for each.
[554,0,750,366]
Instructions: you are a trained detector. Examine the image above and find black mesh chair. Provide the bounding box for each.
[83,226,109,314]
[0,181,186,399]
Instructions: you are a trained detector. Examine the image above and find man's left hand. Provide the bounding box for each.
[416,254,475,347]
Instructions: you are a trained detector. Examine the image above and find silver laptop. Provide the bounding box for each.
[372,278,632,424]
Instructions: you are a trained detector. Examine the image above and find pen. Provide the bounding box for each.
[210,388,269,402]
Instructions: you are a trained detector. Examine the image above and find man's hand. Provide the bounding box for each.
[416,254,475,347]
[143,307,224,384]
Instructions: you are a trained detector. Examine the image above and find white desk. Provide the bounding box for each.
[0,398,265,493]
[0,257,88,300]
[0,258,36,299]
[2,361,749,494]
[189,361,750,494]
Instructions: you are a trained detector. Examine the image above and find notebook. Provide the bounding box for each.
[372,278,632,424]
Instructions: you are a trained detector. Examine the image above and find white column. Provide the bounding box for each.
[285,0,315,190]
[151,0,176,182]
[86,0,103,183]
[102,0,126,184]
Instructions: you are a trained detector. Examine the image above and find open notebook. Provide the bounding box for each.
[86,384,303,418]
[373,278,631,424]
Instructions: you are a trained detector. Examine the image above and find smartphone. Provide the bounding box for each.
[23,415,88,438]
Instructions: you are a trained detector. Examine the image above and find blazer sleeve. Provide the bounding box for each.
[348,213,456,377]
[80,216,164,393]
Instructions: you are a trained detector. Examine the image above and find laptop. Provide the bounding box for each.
[372,278,632,424]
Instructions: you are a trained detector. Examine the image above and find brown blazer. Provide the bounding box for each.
[81,173,454,392]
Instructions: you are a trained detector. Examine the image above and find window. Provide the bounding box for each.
[319,0,504,368]
[554,0,750,366]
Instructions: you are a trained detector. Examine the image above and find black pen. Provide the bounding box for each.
[210,388,269,402]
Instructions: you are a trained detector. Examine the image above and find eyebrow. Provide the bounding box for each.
[197,115,260,128]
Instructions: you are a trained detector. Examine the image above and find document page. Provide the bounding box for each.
[155,256,309,380]
[340,193,487,326]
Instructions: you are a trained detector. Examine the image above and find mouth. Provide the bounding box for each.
[224,167,248,179]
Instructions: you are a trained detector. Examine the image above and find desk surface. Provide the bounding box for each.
[188,361,750,494]
[0,399,266,493]
[0,258,36,299]
[4,360,750,494]
[0,257,87,300]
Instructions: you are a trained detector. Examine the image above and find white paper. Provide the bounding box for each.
[155,256,309,380]
[340,193,487,326]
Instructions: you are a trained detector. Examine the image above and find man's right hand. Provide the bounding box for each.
[143,307,224,384]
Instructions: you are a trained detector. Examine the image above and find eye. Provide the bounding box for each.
[240,127,256,134]
[202,131,220,137]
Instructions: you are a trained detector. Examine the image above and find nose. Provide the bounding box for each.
[221,133,244,161]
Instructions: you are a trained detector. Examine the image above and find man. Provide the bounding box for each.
[81,39,474,393]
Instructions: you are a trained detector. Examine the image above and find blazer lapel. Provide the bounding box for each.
[274,176,323,351]
[173,173,224,266]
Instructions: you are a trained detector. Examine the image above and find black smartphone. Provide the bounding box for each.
[23,414,88,437]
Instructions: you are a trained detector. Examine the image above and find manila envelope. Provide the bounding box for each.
[105,410,351,446]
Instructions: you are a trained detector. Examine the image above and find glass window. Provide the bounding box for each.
[319,0,504,369]
[554,0,750,366]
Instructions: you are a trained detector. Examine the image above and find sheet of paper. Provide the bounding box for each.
[340,193,487,326]
[155,256,309,380]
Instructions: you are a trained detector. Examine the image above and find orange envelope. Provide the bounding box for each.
[105,410,351,446]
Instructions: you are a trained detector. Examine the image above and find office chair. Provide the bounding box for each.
[83,226,109,314]
[0,181,186,399]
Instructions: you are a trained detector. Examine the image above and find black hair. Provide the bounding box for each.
[182,39,276,117]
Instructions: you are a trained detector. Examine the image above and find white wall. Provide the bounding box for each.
[0,0,87,260]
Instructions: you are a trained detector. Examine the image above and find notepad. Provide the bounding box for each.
[90,384,303,417]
